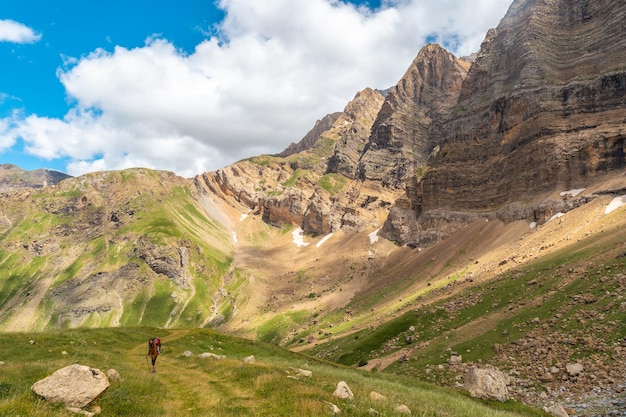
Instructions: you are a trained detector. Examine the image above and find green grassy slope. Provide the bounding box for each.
[0,169,234,331]
[0,328,548,416]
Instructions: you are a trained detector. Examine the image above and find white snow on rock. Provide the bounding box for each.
[316,233,333,248]
[560,188,585,197]
[369,229,380,244]
[232,231,238,243]
[292,228,309,247]
[605,195,626,215]
[548,212,564,222]
[241,209,253,221]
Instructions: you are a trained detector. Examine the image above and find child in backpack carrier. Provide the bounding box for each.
[147,338,159,373]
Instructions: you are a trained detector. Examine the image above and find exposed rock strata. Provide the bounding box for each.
[195,88,391,236]
[382,0,626,246]
[358,44,470,188]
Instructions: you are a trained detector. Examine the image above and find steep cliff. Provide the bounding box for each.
[383,0,626,246]
[195,87,391,235]
[358,44,471,188]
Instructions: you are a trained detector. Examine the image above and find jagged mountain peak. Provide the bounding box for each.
[357,43,470,187]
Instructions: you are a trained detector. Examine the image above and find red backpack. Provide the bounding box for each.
[155,337,161,354]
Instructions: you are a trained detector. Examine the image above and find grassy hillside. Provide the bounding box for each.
[0,328,548,416]
[0,169,234,331]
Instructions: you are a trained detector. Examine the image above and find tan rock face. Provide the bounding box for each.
[358,44,470,188]
[196,88,393,236]
[200,0,626,248]
[384,0,626,246]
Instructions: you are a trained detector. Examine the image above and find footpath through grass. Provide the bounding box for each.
[0,327,548,416]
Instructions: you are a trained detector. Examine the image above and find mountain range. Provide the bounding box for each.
[1,0,625,412]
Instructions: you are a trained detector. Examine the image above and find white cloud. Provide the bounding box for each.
[1,0,512,177]
[0,19,41,43]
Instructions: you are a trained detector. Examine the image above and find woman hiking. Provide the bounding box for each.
[147,337,159,373]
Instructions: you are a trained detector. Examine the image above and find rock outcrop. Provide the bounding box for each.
[358,44,471,188]
[194,87,392,236]
[279,112,342,157]
[382,0,626,246]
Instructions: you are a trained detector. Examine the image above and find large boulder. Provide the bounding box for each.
[333,381,354,400]
[463,366,509,402]
[31,364,110,408]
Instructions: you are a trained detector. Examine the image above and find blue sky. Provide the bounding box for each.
[0,0,512,177]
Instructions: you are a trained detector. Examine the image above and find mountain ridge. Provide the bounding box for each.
[1,0,626,412]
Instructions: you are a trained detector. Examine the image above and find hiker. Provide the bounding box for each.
[147,337,159,373]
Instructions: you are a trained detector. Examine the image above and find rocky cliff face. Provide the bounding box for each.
[195,87,393,236]
[279,112,342,157]
[382,0,626,246]
[358,44,471,188]
[199,0,626,248]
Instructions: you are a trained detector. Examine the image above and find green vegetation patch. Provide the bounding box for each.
[317,173,347,195]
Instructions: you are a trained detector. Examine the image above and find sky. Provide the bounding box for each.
[0,0,513,178]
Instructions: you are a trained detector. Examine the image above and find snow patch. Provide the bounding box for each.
[369,229,380,244]
[560,188,585,198]
[241,209,252,221]
[292,228,309,247]
[548,212,564,222]
[529,222,537,229]
[316,233,333,248]
[232,231,238,243]
[605,195,626,215]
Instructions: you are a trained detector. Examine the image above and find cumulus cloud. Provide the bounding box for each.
[1,0,512,177]
[0,19,41,43]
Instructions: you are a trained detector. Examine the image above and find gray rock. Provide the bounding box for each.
[199,352,226,360]
[543,403,569,417]
[333,381,354,400]
[31,364,110,408]
[395,404,412,414]
[463,366,509,402]
[566,363,583,377]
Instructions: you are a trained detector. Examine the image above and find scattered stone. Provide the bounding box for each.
[106,369,122,382]
[367,408,380,415]
[199,352,226,360]
[333,381,354,400]
[182,350,193,357]
[449,355,462,365]
[242,355,256,364]
[31,364,110,408]
[369,391,387,401]
[463,366,509,402]
[66,407,95,416]
[296,368,312,377]
[394,404,412,414]
[566,363,584,377]
[543,403,569,417]
[61,351,68,355]
[29,340,35,345]
[324,401,341,414]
